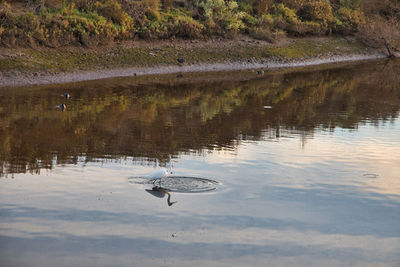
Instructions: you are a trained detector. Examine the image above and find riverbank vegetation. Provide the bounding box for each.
[0,0,399,54]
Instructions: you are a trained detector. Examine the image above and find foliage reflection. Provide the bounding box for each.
[0,60,399,176]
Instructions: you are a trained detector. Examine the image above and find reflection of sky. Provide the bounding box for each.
[203,121,400,196]
[1,119,400,266]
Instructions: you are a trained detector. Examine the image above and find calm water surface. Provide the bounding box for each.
[1,60,400,266]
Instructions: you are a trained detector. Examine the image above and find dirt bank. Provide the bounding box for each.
[0,37,387,88]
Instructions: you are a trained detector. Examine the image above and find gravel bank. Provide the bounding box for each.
[0,52,386,88]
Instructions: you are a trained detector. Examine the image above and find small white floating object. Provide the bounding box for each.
[263,106,273,109]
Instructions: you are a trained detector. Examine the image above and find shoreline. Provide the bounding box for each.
[0,53,386,88]
[0,37,389,88]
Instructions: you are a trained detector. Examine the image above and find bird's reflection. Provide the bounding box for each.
[57,103,66,112]
[146,186,177,206]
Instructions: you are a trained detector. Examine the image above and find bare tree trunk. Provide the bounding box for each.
[382,38,394,58]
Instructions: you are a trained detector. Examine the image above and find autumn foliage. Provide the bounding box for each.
[0,0,398,50]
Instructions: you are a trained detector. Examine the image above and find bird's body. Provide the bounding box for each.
[147,159,174,186]
[147,168,168,180]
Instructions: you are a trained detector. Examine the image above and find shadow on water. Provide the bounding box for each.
[0,59,400,176]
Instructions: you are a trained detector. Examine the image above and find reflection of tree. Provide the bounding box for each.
[0,60,399,176]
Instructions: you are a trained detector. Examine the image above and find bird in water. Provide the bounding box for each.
[61,93,70,99]
[147,159,176,187]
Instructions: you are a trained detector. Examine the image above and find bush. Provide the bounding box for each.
[272,3,305,35]
[137,8,204,39]
[334,7,365,33]
[238,0,272,15]
[277,0,308,11]
[167,13,204,38]
[249,13,274,41]
[362,0,400,20]
[0,8,45,46]
[358,15,400,56]
[60,8,119,45]
[340,0,362,9]
[196,0,245,35]
[296,0,334,31]
[0,1,134,47]
[1,0,397,47]
[271,2,337,36]
[93,0,134,36]
[272,3,299,27]
[250,27,286,42]
[143,0,160,11]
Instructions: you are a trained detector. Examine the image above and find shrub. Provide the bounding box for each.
[273,3,299,24]
[41,13,75,46]
[238,1,253,15]
[358,15,400,56]
[296,0,334,31]
[138,8,204,39]
[272,3,304,34]
[249,13,274,40]
[74,0,97,11]
[254,0,272,14]
[0,10,44,46]
[143,0,160,11]
[238,0,272,15]
[196,0,245,35]
[362,0,400,21]
[250,27,286,42]
[120,0,147,25]
[1,0,396,47]
[340,0,362,9]
[277,0,308,11]
[272,2,336,36]
[35,4,126,46]
[17,12,40,32]
[241,12,258,30]
[0,2,15,27]
[167,13,204,38]
[93,0,134,37]
[334,7,365,33]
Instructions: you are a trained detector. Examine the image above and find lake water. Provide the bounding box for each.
[1,59,399,267]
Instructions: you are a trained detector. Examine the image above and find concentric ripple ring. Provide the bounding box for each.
[128,176,221,193]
